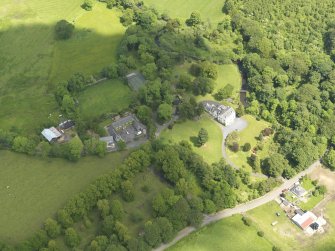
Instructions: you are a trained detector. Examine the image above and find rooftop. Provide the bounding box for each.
[41,127,62,142]
[290,184,308,197]
[292,211,317,230]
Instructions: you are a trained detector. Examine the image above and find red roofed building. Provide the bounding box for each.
[292,211,317,230]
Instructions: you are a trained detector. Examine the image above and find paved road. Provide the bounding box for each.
[153,160,321,251]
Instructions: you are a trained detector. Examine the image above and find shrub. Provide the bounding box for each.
[312,189,320,197]
[231,142,239,152]
[117,140,127,151]
[242,216,252,226]
[257,231,264,237]
[272,246,282,251]
[243,143,251,152]
[262,128,274,136]
[141,185,150,192]
[54,20,74,40]
[82,0,93,11]
[130,212,144,223]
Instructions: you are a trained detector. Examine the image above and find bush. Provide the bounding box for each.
[130,212,144,223]
[141,185,150,192]
[54,20,74,40]
[82,0,93,11]
[257,231,264,237]
[230,142,239,152]
[312,189,320,197]
[243,143,251,152]
[117,140,127,151]
[272,246,282,251]
[242,216,252,226]
[262,128,274,136]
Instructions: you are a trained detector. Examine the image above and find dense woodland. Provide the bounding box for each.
[1,0,335,250]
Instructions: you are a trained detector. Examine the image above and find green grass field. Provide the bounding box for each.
[170,199,335,251]
[0,1,125,133]
[246,201,301,250]
[78,79,133,119]
[50,4,125,82]
[196,64,242,103]
[174,63,242,104]
[306,201,335,251]
[0,150,126,244]
[169,215,273,251]
[226,115,272,172]
[143,0,225,23]
[160,114,223,164]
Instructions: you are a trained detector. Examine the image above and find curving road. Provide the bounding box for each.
[153,160,321,251]
[216,117,267,178]
[219,118,248,170]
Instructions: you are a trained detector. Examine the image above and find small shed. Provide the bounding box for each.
[42,127,62,142]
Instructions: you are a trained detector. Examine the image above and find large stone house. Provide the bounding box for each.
[203,101,236,126]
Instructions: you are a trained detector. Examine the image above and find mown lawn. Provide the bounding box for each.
[300,194,324,211]
[78,79,133,120]
[160,114,223,164]
[0,150,126,244]
[246,201,302,250]
[168,215,273,251]
[226,115,272,172]
[143,0,225,23]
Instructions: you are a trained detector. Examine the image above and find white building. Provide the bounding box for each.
[203,101,236,126]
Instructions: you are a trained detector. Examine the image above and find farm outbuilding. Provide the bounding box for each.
[41,127,62,142]
[292,211,317,230]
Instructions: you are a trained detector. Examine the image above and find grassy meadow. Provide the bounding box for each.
[0,150,126,244]
[170,200,335,251]
[143,0,225,23]
[168,215,273,251]
[0,1,126,133]
[78,79,133,119]
[226,115,273,172]
[50,4,126,82]
[160,114,223,164]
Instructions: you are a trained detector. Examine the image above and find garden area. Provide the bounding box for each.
[160,114,223,164]
[225,115,274,173]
